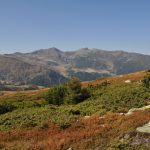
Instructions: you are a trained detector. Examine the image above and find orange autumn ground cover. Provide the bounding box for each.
[0,110,150,150]
[82,71,146,87]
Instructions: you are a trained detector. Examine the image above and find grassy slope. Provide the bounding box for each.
[0,71,150,149]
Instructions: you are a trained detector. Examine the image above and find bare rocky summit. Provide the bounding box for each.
[1,47,150,86]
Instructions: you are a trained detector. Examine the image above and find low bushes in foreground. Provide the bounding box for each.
[0,110,150,150]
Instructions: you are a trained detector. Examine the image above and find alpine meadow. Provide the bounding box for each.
[0,0,150,150]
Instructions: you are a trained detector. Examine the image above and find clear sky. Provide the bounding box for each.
[0,0,150,54]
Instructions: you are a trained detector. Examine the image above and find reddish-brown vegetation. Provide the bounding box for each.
[82,71,146,87]
[0,110,150,150]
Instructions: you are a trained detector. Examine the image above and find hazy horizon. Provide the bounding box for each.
[0,0,150,54]
[1,47,149,56]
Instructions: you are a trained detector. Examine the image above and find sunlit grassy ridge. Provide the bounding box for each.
[0,71,150,149]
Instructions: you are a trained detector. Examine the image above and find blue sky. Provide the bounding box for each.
[0,0,150,54]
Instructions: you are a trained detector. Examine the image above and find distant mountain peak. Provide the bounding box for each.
[78,47,89,51]
[1,47,150,86]
[48,47,62,52]
[31,47,62,54]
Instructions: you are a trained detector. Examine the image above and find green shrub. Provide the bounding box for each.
[0,103,16,115]
[45,78,91,105]
[80,88,91,99]
[45,85,67,105]
[142,72,150,89]
[67,77,81,93]
[69,109,80,115]
[66,78,91,104]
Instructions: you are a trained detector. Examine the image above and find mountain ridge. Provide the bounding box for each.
[1,47,150,86]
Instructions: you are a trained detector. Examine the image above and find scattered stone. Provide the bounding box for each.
[84,116,91,119]
[126,105,150,115]
[136,121,150,133]
[99,116,105,119]
[126,108,139,115]
[119,113,126,115]
[125,80,131,83]
[100,124,105,127]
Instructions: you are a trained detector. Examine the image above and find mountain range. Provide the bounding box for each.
[1,47,150,86]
